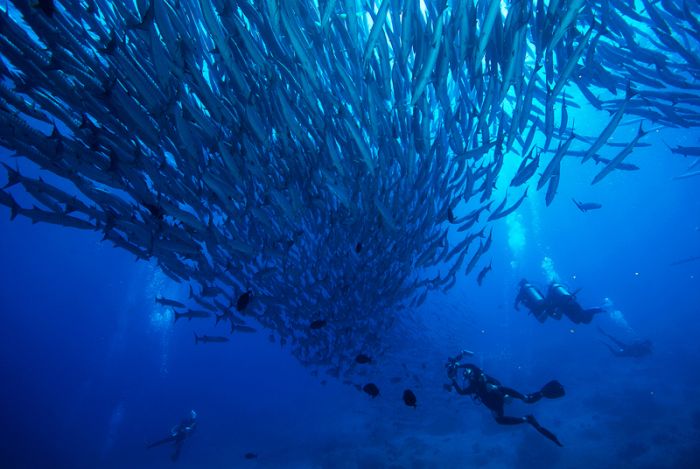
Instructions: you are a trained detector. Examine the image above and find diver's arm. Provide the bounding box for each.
[451,378,471,395]
[147,435,176,449]
[451,350,475,362]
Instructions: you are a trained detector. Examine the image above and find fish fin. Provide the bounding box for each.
[194,332,199,344]
[1,162,20,188]
[637,122,649,138]
[9,194,19,221]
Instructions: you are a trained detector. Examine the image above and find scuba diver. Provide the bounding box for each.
[445,351,565,447]
[546,282,605,324]
[515,279,604,324]
[598,326,653,358]
[514,279,549,322]
[147,410,197,462]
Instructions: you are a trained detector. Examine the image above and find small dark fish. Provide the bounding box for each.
[244,452,258,460]
[192,295,217,312]
[190,284,222,298]
[215,310,233,325]
[447,207,456,223]
[231,325,257,334]
[310,319,327,329]
[487,188,529,221]
[572,199,603,212]
[511,149,540,187]
[476,261,492,286]
[355,353,372,364]
[363,383,380,398]
[591,155,639,171]
[355,242,362,253]
[669,255,700,266]
[403,389,417,408]
[194,333,229,344]
[673,170,700,180]
[155,296,185,308]
[174,309,211,322]
[236,290,252,311]
[389,376,402,384]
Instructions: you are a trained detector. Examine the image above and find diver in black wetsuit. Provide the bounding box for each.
[515,279,604,325]
[598,327,653,358]
[514,279,549,322]
[546,282,605,324]
[445,351,565,447]
[147,410,197,462]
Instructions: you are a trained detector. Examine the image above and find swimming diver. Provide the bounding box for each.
[598,326,653,358]
[515,279,604,324]
[445,351,565,446]
[514,279,549,322]
[147,410,197,462]
[546,282,605,324]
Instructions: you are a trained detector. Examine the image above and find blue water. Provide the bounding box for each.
[2,120,699,468]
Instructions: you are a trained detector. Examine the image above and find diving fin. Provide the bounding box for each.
[540,380,565,399]
[526,414,563,447]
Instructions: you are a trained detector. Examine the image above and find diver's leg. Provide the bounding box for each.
[523,391,543,403]
[171,441,183,462]
[598,327,626,348]
[494,415,528,425]
[580,307,605,324]
[525,415,563,447]
[602,342,622,356]
[505,382,562,404]
[500,386,531,402]
[146,436,175,449]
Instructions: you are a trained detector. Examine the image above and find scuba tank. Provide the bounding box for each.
[522,282,545,308]
[549,283,574,301]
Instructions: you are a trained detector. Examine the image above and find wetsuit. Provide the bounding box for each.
[598,327,652,358]
[514,280,549,322]
[547,283,604,324]
[147,413,197,461]
[446,358,564,447]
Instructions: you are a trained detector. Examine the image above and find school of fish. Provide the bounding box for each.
[0,0,699,377]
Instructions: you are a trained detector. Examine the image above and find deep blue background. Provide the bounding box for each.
[1,118,699,467]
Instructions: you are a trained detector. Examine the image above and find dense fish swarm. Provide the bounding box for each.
[0,0,699,376]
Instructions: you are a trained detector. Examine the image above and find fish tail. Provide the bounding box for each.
[194,332,200,344]
[637,122,649,138]
[8,194,19,221]
[1,162,20,189]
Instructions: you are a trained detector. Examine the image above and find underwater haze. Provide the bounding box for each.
[1,0,700,468]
